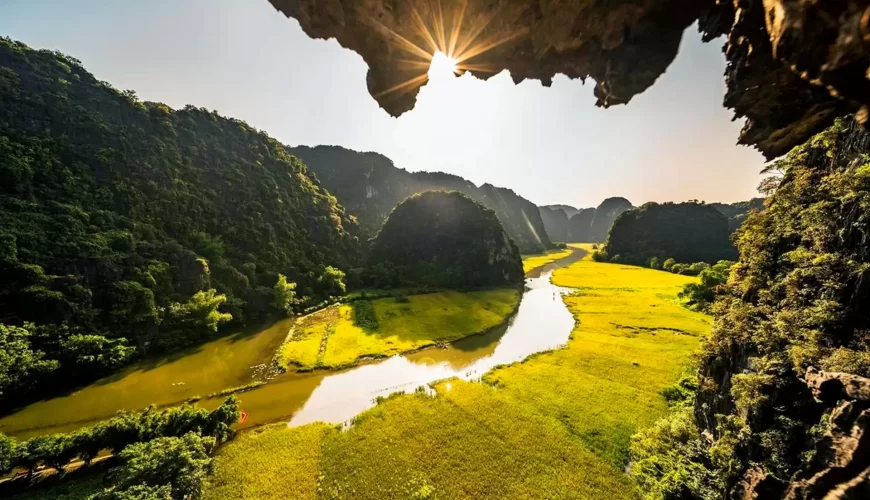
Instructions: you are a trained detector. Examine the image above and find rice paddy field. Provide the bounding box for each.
[521,247,574,273]
[277,289,522,371]
[205,246,711,499]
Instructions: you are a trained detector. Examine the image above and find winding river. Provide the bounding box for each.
[0,249,585,439]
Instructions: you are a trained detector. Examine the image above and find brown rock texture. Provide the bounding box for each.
[734,369,870,500]
[266,0,870,159]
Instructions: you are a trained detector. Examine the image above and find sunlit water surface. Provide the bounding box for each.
[0,250,583,438]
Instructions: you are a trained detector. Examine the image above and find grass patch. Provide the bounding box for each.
[521,247,574,273]
[277,289,521,371]
[205,423,333,500]
[207,246,710,499]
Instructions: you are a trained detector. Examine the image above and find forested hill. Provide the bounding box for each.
[0,38,359,406]
[288,145,553,253]
[540,199,764,243]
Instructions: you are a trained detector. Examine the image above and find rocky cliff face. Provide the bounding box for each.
[267,0,870,159]
[734,369,870,500]
[589,197,633,243]
[290,145,552,253]
[539,206,570,243]
[568,208,597,242]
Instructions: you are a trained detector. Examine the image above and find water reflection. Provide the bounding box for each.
[230,249,584,430]
[0,249,585,438]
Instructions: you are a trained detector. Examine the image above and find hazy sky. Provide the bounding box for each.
[1,0,765,208]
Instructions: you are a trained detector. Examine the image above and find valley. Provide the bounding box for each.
[204,247,709,499]
[3,1,867,495]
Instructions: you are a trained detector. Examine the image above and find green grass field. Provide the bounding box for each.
[277,289,521,371]
[521,247,574,273]
[206,247,710,499]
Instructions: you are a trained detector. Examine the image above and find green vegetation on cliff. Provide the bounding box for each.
[366,191,524,289]
[290,145,553,253]
[633,118,870,497]
[0,38,358,409]
[602,202,736,265]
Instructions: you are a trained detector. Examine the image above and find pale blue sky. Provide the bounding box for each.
[0,0,765,207]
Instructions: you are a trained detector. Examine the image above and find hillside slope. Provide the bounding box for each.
[0,38,359,406]
[289,145,552,253]
[367,191,524,288]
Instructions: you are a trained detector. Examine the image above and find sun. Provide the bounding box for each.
[428,51,458,78]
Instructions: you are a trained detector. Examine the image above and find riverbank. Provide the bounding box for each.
[204,246,711,499]
[521,247,574,273]
[276,288,522,372]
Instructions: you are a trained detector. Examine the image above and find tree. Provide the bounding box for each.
[662,258,676,271]
[41,434,77,472]
[72,427,104,466]
[60,334,135,370]
[166,290,232,336]
[107,433,215,500]
[0,323,58,397]
[318,266,347,296]
[678,261,733,312]
[0,433,18,476]
[272,274,298,316]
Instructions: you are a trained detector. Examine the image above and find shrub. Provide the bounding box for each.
[104,432,214,500]
[351,300,379,330]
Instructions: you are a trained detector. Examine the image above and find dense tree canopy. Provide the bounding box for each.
[367,191,524,289]
[602,202,736,265]
[290,145,553,253]
[633,118,870,496]
[0,38,359,408]
[709,198,765,233]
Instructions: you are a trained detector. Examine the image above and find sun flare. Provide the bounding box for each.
[428,52,459,78]
[365,1,528,99]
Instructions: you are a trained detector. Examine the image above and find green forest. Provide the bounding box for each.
[601,202,737,265]
[365,191,524,289]
[0,37,361,408]
[289,145,553,254]
[3,0,870,494]
[631,118,870,498]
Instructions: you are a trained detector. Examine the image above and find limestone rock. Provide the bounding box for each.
[267,0,870,159]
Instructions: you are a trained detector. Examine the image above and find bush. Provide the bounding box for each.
[592,250,609,262]
[0,396,239,478]
[678,261,733,312]
[648,256,661,270]
[103,432,214,500]
[662,258,676,272]
[351,300,379,330]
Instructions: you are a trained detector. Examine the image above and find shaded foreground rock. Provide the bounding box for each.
[734,369,870,500]
[267,0,870,158]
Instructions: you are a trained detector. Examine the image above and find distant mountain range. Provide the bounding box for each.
[540,198,765,244]
[287,145,764,252]
[288,145,553,254]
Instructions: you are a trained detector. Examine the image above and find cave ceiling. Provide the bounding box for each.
[267,0,870,159]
